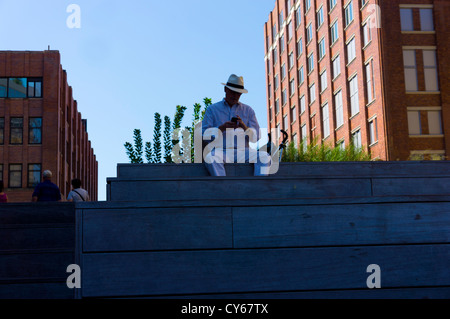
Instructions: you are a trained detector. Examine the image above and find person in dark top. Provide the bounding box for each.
[32,170,62,202]
[0,181,8,203]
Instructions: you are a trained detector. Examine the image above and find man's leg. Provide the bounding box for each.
[204,148,226,176]
[236,148,271,176]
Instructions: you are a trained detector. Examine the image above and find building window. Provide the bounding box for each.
[280,34,285,53]
[274,74,279,90]
[345,1,354,27]
[403,50,418,91]
[293,133,298,147]
[287,21,293,41]
[420,9,434,31]
[8,78,27,98]
[273,24,277,39]
[317,7,324,27]
[331,21,339,44]
[352,130,362,149]
[0,164,3,182]
[332,54,341,79]
[28,164,41,188]
[282,89,287,106]
[330,0,337,10]
[273,46,278,66]
[296,7,302,27]
[281,63,286,80]
[366,60,375,103]
[301,124,307,151]
[305,0,311,12]
[300,95,306,114]
[337,139,345,150]
[288,52,294,70]
[407,111,421,135]
[9,164,22,188]
[289,78,296,96]
[349,75,359,116]
[27,78,43,98]
[279,10,284,29]
[318,38,326,60]
[322,103,330,139]
[400,8,414,31]
[287,0,292,13]
[297,38,303,56]
[423,50,439,91]
[299,66,305,85]
[309,83,316,104]
[369,117,378,145]
[0,78,7,98]
[29,117,43,144]
[275,98,280,114]
[283,115,289,131]
[306,23,313,43]
[335,90,344,128]
[291,105,297,123]
[363,20,372,47]
[347,37,356,64]
[308,53,314,73]
[428,111,443,135]
[320,70,328,92]
[0,118,4,145]
[10,117,23,144]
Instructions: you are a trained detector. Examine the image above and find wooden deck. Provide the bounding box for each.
[1,162,449,299]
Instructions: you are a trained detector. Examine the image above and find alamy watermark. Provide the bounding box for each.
[66,4,81,29]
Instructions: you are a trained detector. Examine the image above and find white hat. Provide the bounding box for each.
[221,74,248,94]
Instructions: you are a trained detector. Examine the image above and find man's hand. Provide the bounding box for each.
[234,115,248,131]
[219,121,239,132]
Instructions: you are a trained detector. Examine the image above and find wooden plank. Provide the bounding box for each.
[373,178,450,196]
[0,203,75,225]
[82,207,233,252]
[0,252,74,281]
[139,287,450,299]
[75,195,450,210]
[233,202,450,248]
[115,162,450,179]
[0,227,75,251]
[0,282,74,299]
[80,244,450,298]
[108,178,372,202]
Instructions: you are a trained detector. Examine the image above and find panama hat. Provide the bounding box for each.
[221,74,248,94]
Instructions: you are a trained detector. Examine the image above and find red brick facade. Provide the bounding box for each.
[264,0,449,161]
[0,50,98,202]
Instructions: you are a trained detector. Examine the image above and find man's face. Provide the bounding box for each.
[225,87,242,106]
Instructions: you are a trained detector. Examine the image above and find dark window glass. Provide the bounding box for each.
[0,118,4,144]
[27,78,43,98]
[10,118,23,144]
[8,78,27,98]
[9,164,22,188]
[0,78,7,98]
[0,164,3,182]
[29,118,42,144]
[28,164,41,188]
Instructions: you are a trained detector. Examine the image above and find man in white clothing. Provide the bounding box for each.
[202,74,271,176]
[67,178,90,202]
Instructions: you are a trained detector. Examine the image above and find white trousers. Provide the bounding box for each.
[204,148,272,176]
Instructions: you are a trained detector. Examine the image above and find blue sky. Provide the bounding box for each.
[0,0,276,200]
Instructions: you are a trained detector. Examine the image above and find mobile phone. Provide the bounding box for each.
[231,117,238,123]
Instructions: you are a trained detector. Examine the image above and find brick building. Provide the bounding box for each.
[264,0,449,161]
[0,50,98,202]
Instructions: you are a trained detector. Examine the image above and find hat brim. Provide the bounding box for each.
[222,83,248,94]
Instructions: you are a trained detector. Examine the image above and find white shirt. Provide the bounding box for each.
[67,188,90,202]
[202,99,261,149]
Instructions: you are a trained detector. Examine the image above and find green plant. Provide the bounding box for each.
[281,138,372,162]
[124,129,144,163]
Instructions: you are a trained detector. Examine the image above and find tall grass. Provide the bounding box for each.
[281,138,372,162]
